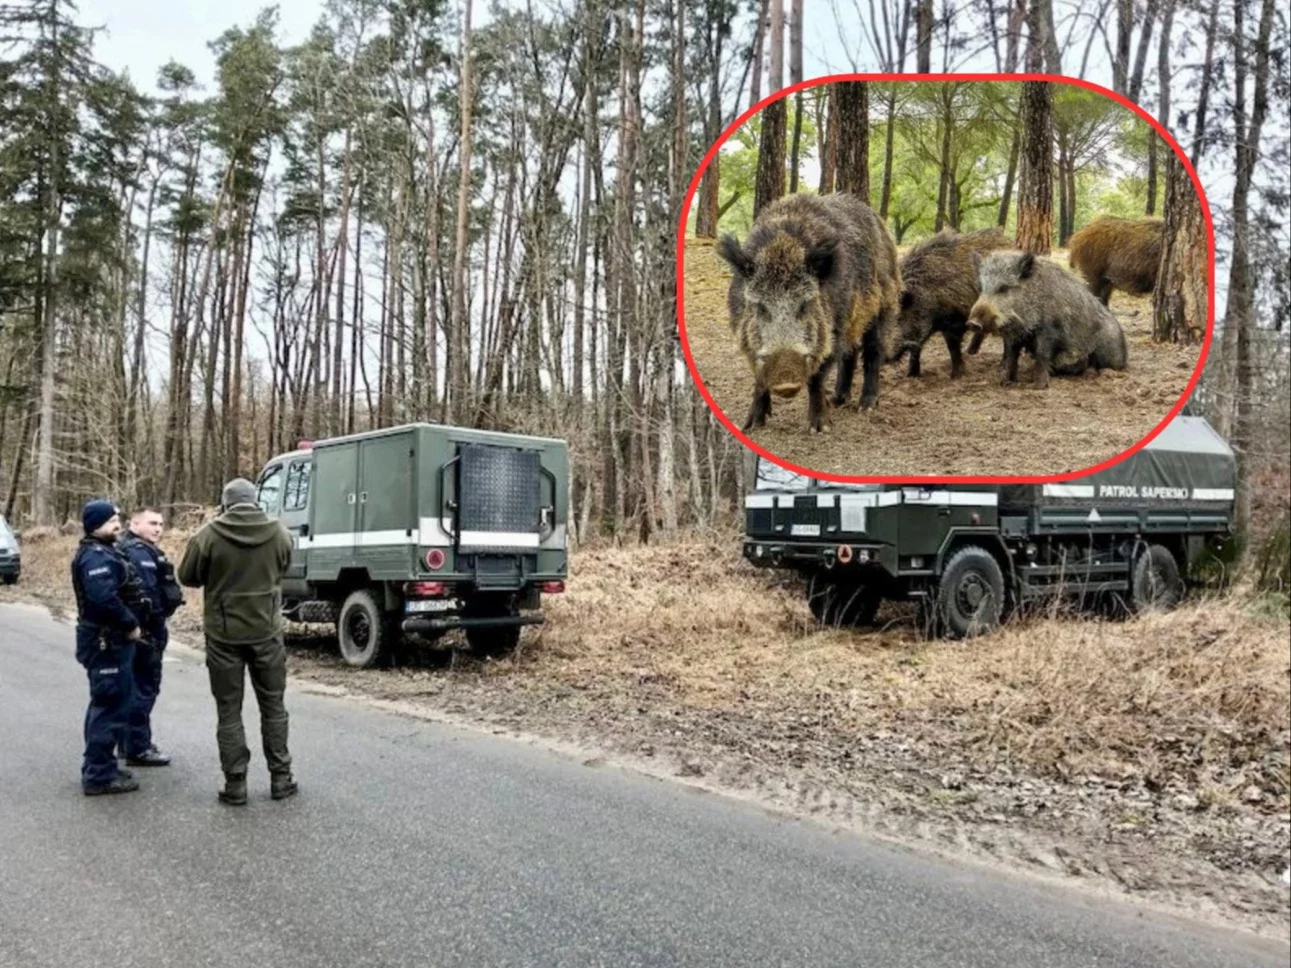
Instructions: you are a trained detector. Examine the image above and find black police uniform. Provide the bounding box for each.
[70,536,151,790]
[118,533,184,759]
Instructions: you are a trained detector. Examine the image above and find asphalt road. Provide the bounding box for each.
[1,603,1285,968]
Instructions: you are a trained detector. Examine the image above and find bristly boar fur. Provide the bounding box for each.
[966,251,1128,389]
[1067,216,1164,306]
[889,227,1015,379]
[715,193,900,433]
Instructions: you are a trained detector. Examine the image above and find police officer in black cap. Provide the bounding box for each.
[71,499,152,795]
[117,507,184,766]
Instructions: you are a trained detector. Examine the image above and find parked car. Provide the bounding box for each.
[0,514,21,585]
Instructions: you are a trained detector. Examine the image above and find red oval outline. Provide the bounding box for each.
[675,72,1216,485]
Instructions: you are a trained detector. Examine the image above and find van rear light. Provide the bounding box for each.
[424,549,446,570]
[539,581,565,594]
[405,581,447,597]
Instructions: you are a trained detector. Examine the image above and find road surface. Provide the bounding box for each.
[0,602,1284,968]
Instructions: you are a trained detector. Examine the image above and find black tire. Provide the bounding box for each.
[1130,544,1183,613]
[807,577,882,627]
[934,546,1005,639]
[337,588,394,668]
[1,574,16,586]
[463,594,523,658]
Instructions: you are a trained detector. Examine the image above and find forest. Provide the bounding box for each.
[0,0,1287,565]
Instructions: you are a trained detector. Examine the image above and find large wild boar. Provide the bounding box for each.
[716,193,901,433]
[966,251,1128,389]
[889,228,1015,379]
[1067,216,1163,306]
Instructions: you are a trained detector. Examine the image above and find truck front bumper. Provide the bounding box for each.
[743,539,884,570]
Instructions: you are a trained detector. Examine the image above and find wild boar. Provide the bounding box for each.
[889,227,1015,379]
[966,251,1128,389]
[1067,216,1164,306]
[716,193,901,433]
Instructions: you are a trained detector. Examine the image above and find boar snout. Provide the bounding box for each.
[760,349,809,399]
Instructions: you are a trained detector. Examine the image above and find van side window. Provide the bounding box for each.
[258,465,284,516]
[283,461,311,512]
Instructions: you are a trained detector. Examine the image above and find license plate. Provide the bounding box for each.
[790,523,821,537]
[405,599,454,613]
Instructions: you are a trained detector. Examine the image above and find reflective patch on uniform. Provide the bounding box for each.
[87,567,110,576]
[96,667,119,675]
[139,561,157,569]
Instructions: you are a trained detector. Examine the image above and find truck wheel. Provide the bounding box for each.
[807,578,881,627]
[935,546,1004,639]
[1130,544,1183,613]
[1,574,16,586]
[337,589,393,668]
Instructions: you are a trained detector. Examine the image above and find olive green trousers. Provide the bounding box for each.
[205,635,292,778]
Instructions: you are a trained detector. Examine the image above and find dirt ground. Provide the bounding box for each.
[681,237,1204,477]
[7,530,1287,936]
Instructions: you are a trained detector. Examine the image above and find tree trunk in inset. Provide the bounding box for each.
[1015,80,1052,255]
[1153,151,1206,344]
[836,81,869,202]
[754,99,786,215]
[819,84,838,194]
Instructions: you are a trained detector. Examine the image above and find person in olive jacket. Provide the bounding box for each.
[178,478,298,805]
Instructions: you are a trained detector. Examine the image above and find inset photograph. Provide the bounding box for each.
[679,78,1212,478]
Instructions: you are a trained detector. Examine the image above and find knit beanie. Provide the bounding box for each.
[82,499,117,535]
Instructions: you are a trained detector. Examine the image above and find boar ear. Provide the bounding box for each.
[716,234,755,278]
[899,289,915,310]
[804,238,837,280]
[1018,252,1036,279]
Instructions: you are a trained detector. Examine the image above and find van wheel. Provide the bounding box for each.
[1130,544,1183,613]
[1,574,16,586]
[337,589,393,668]
[935,546,1004,639]
[807,577,881,627]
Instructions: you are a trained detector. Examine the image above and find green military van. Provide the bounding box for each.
[742,416,1236,638]
[255,422,569,667]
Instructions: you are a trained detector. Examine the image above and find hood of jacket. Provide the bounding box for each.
[210,505,282,548]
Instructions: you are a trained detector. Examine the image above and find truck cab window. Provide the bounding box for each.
[258,465,284,516]
[284,461,311,512]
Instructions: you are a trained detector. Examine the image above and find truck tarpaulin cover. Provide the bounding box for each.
[1000,417,1237,509]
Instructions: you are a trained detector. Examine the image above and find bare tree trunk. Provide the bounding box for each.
[1145,1,1173,215]
[695,11,723,238]
[449,0,475,424]
[1190,0,1218,168]
[933,86,951,230]
[915,0,933,72]
[787,0,803,192]
[1015,80,1053,254]
[998,132,1020,226]
[1113,0,1132,93]
[749,0,769,108]
[819,84,838,194]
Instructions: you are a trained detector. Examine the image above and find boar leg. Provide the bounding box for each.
[1029,327,1055,389]
[942,326,966,379]
[807,371,828,433]
[906,343,922,378]
[831,348,858,407]
[1000,334,1021,385]
[965,328,986,356]
[1091,277,1112,306]
[741,387,772,432]
[858,328,883,410]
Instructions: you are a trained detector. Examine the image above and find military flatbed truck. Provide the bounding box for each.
[742,416,1236,637]
[255,422,569,667]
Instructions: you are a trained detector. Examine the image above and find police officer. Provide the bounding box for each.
[117,507,184,767]
[72,499,151,796]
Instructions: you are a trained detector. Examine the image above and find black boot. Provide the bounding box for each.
[218,773,248,806]
[84,776,140,796]
[270,773,298,801]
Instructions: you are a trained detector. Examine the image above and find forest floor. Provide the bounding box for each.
[6,530,1288,937]
[682,237,1204,477]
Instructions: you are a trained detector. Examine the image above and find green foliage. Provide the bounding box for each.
[698,81,1160,244]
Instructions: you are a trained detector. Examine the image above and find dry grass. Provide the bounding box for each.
[525,539,1290,806]
[682,237,1204,477]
